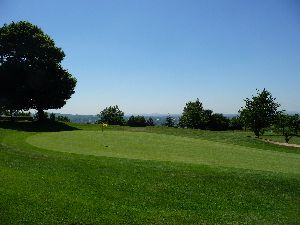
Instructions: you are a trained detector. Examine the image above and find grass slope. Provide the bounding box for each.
[0,122,299,224]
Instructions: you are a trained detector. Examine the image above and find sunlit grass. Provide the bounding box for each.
[26,130,300,174]
[0,122,299,224]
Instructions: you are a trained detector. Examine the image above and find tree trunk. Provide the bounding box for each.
[37,109,45,121]
[9,109,14,122]
[254,128,260,138]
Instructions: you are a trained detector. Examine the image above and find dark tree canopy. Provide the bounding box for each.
[164,114,175,127]
[97,105,125,125]
[229,116,243,130]
[274,113,300,143]
[0,21,76,120]
[127,115,147,127]
[179,99,230,131]
[291,114,300,135]
[146,117,155,126]
[239,89,280,137]
[207,113,229,131]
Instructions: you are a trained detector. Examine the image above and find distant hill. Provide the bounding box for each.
[124,114,181,126]
[223,114,238,119]
[53,113,181,125]
[53,113,98,124]
[53,113,240,124]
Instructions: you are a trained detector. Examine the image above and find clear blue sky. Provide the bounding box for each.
[1,0,299,115]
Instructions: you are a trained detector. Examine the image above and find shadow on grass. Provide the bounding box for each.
[0,121,80,132]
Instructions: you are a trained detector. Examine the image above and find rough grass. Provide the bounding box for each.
[0,122,299,224]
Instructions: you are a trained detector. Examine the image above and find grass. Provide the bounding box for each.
[262,134,300,145]
[26,130,300,174]
[0,121,299,224]
[64,123,300,154]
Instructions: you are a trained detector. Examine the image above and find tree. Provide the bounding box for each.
[33,111,49,121]
[207,113,229,131]
[238,109,250,131]
[179,98,206,129]
[97,105,125,125]
[164,114,175,127]
[274,113,296,143]
[0,106,7,116]
[229,116,243,130]
[49,113,56,121]
[57,115,70,122]
[0,62,30,118]
[291,114,300,135]
[127,115,147,127]
[0,21,76,120]
[146,117,155,126]
[239,89,280,137]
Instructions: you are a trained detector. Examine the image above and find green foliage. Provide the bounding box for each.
[127,115,147,127]
[14,111,31,116]
[207,113,229,131]
[0,106,7,116]
[274,113,299,143]
[179,99,229,130]
[164,114,175,127]
[291,114,300,135]
[229,116,243,130]
[179,98,206,129]
[97,105,125,125]
[0,21,76,120]
[146,117,155,126]
[0,110,33,121]
[56,115,70,122]
[33,111,49,121]
[239,89,280,137]
[48,113,70,123]
[0,110,30,117]
[49,113,56,121]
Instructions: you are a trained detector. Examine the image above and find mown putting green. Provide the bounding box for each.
[27,130,300,174]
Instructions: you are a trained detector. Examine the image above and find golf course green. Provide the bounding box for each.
[1,123,299,224]
[27,130,300,174]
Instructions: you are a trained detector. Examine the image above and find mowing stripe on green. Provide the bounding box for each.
[26,131,300,174]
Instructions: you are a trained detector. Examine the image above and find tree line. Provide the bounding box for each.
[97,89,299,143]
[96,101,234,130]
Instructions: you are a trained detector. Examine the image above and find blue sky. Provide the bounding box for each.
[1,0,299,115]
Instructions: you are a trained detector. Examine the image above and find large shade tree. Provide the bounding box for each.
[239,89,280,137]
[0,21,76,120]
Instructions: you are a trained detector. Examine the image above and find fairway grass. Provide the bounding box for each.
[27,130,300,174]
[1,123,300,224]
